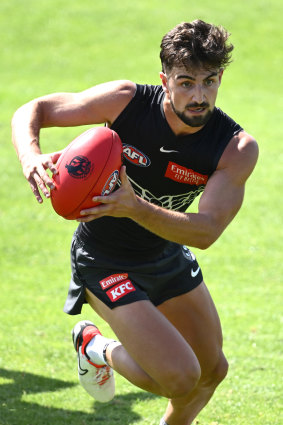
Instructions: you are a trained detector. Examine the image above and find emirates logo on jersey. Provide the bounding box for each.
[165,161,208,185]
[123,144,151,167]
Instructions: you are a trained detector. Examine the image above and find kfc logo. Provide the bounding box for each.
[99,273,129,290]
[106,280,136,302]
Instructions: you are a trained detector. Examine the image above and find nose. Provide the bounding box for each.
[191,84,205,104]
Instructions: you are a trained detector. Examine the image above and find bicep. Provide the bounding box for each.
[37,80,136,127]
[39,92,93,127]
[197,132,258,237]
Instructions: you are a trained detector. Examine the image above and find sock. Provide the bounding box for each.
[159,419,169,425]
[86,334,121,366]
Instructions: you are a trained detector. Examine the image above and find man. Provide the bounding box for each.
[12,20,258,425]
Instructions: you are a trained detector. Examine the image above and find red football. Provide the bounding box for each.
[51,127,123,220]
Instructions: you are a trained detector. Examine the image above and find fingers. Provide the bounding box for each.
[77,165,135,221]
[78,205,108,222]
[120,165,128,184]
[80,202,108,216]
[77,214,98,223]
[91,195,112,204]
[49,150,63,171]
[22,153,59,203]
[28,177,44,204]
[90,166,129,205]
[50,151,62,165]
[42,152,60,176]
[32,170,53,198]
[34,161,55,190]
[45,160,58,175]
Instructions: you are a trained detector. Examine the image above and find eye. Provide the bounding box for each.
[204,79,214,86]
[181,81,192,88]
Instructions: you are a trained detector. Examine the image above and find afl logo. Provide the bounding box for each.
[123,144,151,167]
[65,155,93,180]
[101,170,119,196]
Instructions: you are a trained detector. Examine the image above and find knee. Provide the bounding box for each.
[159,353,228,400]
[161,358,201,399]
[213,352,229,385]
[201,352,229,389]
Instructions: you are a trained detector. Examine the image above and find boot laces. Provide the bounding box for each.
[95,366,112,386]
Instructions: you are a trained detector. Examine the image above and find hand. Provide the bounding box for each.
[21,151,62,203]
[77,166,139,222]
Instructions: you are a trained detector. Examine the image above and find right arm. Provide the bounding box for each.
[11,80,136,203]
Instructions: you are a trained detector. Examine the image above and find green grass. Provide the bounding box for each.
[0,0,282,424]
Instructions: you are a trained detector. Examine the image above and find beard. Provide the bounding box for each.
[170,100,213,128]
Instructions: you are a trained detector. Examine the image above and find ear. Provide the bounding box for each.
[160,72,169,93]
[218,69,224,85]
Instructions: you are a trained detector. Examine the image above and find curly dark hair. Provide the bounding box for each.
[160,20,234,73]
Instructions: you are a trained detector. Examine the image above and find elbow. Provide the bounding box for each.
[195,237,214,250]
[192,231,220,250]
[192,215,225,250]
[12,100,43,127]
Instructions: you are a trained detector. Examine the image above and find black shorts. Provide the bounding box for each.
[63,232,203,315]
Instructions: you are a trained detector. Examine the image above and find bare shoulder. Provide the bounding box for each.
[76,80,136,125]
[218,131,259,184]
[80,79,136,99]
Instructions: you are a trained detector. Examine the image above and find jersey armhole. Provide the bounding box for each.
[110,83,139,129]
[213,126,243,170]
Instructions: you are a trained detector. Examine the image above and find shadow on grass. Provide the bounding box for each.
[0,368,158,425]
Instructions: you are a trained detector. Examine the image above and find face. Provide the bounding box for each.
[160,66,223,128]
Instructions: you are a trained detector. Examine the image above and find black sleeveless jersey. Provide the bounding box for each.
[78,84,243,255]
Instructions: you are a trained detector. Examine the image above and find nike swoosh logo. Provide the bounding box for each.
[160,147,179,153]
[191,267,200,278]
[78,350,88,376]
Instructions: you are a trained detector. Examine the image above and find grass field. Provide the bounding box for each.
[0,0,282,424]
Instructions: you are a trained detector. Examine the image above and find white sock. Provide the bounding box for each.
[159,419,169,425]
[85,334,121,366]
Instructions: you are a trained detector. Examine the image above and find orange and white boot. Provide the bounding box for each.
[72,320,116,402]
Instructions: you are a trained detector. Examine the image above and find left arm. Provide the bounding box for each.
[78,132,259,250]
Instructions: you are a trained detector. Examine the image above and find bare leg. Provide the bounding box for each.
[85,281,228,424]
[157,282,228,424]
[85,288,201,398]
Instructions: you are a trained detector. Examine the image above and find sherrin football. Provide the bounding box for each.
[51,127,123,220]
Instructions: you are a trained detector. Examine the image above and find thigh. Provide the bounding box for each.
[85,288,200,385]
[157,281,224,376]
